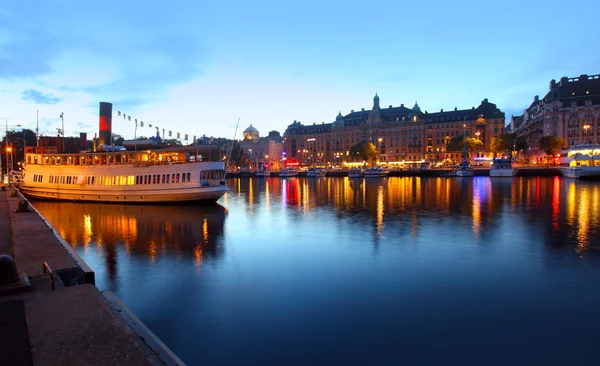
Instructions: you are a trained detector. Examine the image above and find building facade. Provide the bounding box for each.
[239,124,284,170]
[513,74,600,157]
[283,94,505,166]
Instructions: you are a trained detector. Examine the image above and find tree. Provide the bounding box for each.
[163,139,182,146]
[466,138,483,152]
[447,136,465,152]
[349,141,378,164]
[490,133,512,154]
[515,136,528,151]
[539,136,565,155]
[111,133,124,146]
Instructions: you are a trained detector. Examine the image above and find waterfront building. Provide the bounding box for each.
[513,74,600,157]
[282,94,505,166]
[239,124,284,170]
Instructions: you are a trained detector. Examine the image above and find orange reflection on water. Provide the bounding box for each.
[194,244,203,272]
[265,179,270,212]
[472,184,481,239]
[567,182,576,225]
[576,188,590,253]
[551,177,560,230]
[376,185,384,237]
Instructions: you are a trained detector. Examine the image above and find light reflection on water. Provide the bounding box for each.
[32,176,600,365]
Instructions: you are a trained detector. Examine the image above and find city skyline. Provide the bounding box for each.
[1,0,599,140]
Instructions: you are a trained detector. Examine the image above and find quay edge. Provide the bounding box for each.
[0,187,186,366]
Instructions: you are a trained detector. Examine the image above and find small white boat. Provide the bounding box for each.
[559,144,600,179]
[256,166,270,177]
[455,160,474,177]
[489,159,516,177]
[348,167,364,178]
[279,168,298,177]
[307,168,326,177]
[364,166,389,178]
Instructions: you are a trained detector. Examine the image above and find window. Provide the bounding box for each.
[176,173,180,183]
[187,173,191,182]
[162,174,166,184]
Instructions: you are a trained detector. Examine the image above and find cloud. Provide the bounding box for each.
[21,89,62,104]
[76,121,92,130]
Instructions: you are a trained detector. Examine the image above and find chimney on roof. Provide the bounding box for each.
[534,95,539,102]
[351,109,354,113]
[454,107,457,111]
[580,74,589,81]
[560,76,568,85]
[361,108,364,111]
[313,122,315,125]
[322,122,324,124]
[389,105,392,108]
[550,79,556,90]
[401,103,404,107]
[440,109,443,112]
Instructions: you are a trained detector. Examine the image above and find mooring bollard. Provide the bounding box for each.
[16,200,30,213]
[0,255,19,286]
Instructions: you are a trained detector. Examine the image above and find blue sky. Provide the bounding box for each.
[1,0,599,141]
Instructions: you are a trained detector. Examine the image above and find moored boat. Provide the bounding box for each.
[20,145,228,203]
[256,165,270,177]
[490,158,516,177]
[348,167,364,178]
[279,167,298,177]
[455,160,474,177]
[364,166,389,178]
[307,168,326,177]
[558,144,600,179]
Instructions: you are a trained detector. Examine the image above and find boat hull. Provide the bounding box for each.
[456,169,474,177]
[256,172,271,177]
[489,169,516,177]
[19,185,228,203]
[559,166,600,179]
[364,173,389,178]
[348,173,364,178]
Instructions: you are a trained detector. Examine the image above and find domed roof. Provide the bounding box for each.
[244,124,259,133]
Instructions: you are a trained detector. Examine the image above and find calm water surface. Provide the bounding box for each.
[33,177,600,365]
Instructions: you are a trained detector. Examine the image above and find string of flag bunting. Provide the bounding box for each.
[117,110,197,143]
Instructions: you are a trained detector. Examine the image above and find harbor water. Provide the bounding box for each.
[32,176,600,365]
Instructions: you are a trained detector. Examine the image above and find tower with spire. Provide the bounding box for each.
[373,93,381,111]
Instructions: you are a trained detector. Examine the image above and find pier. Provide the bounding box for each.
[0,187,183,365]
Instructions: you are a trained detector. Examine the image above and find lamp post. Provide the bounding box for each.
[584,124,591,143]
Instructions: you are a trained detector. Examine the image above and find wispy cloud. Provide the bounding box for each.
[21,89,62,104]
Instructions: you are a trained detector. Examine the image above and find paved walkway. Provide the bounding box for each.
[0,188,163,365]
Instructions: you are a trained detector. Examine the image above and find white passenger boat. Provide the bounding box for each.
[348,167,364,178]
[279,168,298,177]
[364,166,389,178]
[489,158,516,177]
[558,144,600,179]
[307,168,326,177]
[19,145,228,203]
[256,165,270,177]
[455,160,474,177]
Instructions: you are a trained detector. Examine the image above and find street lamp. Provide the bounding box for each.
[583,124,591,143]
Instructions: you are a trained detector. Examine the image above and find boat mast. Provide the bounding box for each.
[462,117,467,161]
[224,118,241,178]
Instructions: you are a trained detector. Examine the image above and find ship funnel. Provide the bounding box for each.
[98,102,112,146]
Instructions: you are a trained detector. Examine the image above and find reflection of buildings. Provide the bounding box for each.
[228,175,600,253]
[239,125,284,170]
[31,202,227,279]
[283,94,505,165]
